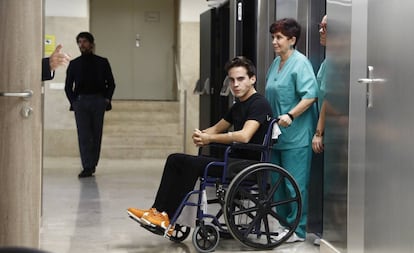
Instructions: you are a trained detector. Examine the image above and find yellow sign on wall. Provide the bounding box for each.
[44,34,55,56]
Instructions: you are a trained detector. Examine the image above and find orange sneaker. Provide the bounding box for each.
[127,207,156,220]
[141,209,170,229]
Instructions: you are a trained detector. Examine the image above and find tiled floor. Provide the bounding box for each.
[40,157,320,253]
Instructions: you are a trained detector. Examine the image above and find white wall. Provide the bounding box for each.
[45,0,211,21]
[179,0,210,22]
[45,0,88,17]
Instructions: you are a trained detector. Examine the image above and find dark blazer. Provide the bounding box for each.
[42,57,54,81]
[64,54,116,111]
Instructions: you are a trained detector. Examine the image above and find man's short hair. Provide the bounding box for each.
[224,56,256,78]
[76,32,95,44]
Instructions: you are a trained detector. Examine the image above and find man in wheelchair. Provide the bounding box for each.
[127,56,273,237]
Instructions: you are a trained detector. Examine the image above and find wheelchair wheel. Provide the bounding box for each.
[192,224,220,253]
[169,224,191,243]
[224,163,302,250]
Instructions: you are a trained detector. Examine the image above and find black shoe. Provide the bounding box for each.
[78,170,93,178]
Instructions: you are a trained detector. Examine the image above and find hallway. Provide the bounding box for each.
[40,157,320,253]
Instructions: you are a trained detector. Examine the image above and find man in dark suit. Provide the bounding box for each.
[42,44,70,81]
[65,32,116,178]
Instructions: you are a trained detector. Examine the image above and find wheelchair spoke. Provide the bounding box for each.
[237,186,261,205]
[266,175,284,202]
[268,208,290,228]
[270,196,301,209]
[254,170,267,199]
[240,211,263,237]
[231,198,258,218]
[261,213,274,244]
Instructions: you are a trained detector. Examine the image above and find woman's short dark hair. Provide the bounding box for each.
[269,18,301,48]
[224,56,256,78]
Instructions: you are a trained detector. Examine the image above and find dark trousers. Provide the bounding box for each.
[152,153,223,218]
[73,94,107,171]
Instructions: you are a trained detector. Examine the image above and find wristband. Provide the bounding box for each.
[287,112,294,121]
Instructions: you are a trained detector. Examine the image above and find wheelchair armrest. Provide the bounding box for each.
[208,142,232,149]
[199,142,267,157]
[198,142,231,156]
[207,142,266,151]
[229,142,267,152]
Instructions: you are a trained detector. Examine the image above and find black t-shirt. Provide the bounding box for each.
[223,93,273,160]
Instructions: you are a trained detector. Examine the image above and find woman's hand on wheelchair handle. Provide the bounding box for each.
[278,114,292,128]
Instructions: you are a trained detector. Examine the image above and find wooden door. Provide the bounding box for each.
[0,0,43,247]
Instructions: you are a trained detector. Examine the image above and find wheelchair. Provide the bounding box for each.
[130,119,302,252]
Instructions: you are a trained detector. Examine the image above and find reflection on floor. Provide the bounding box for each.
[40,157,320,253]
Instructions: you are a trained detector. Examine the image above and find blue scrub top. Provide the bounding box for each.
[316,59,327,112]
[265,50,318,150]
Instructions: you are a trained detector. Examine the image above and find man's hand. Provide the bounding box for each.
[49,44,71,71]
[192,129,210,147]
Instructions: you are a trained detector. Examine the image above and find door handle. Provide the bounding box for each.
[0,89,33,99]
[357,78,386,84]
[0,89,34,118]
[357,66,386,108]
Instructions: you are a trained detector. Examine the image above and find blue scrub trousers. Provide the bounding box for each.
[271,146,312,239]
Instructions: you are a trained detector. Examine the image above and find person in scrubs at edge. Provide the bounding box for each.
[313,15,327,154]
[311,14,327,246]
[265,17,318,243]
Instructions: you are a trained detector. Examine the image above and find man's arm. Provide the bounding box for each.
[192,119,260,147]
[202,119,231,135]
[312,100,326,153]
[103,58,116,100]
[64,63,76,111]
[42,57,54,81]
[42,44,70,81]
[278,97,316,127]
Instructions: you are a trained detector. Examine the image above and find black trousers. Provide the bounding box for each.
[73,94,107,171]
[152,153,224,218]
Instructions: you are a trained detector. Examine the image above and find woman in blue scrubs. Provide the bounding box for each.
[265,18,318,242]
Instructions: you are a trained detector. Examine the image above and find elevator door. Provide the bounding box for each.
[90,0,176,100]
[364,1,414,252]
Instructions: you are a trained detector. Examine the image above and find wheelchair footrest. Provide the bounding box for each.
[128,213,169,237]
[140,223,165,236]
